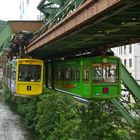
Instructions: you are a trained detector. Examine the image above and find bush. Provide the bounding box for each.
[3,89,139,140]
[35,92,79,140]
[16,97,39,129]
[75,100,130,140]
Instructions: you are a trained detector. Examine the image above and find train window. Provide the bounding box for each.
[65,67,71,80]
[83,65,89,82]
[57,67,65,80]
[57,67,61,80]
[93,63,118,83]
[18,64,41,82]
[48,65,51,81]
[70,67,75,81]
[61,67,65,80]
[56,67,58,80]
[76,67,80,82]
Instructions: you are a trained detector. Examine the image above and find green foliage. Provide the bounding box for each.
[75,100,130,140]
[35,92,79,140]
[3,84,12,102]
[16,97,39,129]
[130,102,140,140]
[3,89,140,140]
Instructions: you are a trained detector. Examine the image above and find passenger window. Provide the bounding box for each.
[57,67,61,80]
[56,67,59,80]
[70,67,76,81]
[65,67,70,80]
[18,64,41,82]
[93,63,118,83]
[76,67,80,82]
[60,67,65,80]
[83,65,89,82]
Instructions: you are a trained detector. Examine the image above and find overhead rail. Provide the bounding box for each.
[26,0,140,59]
[37,0,85,30]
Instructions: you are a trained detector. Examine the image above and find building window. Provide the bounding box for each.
[124,46,126,54]
[120,47,122,54]
[129,59,132,67]
[124,59,126,67]
[129,45,132,53]
[119,47,123,55]
[22,1,24,14]
[27,0,30,4]
[119,47,121,55]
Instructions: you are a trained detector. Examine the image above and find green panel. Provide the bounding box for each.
[55,81,82,97]
[0,22,13,51]
[92,84,120,99]
[80,82,91,98]
[121,64,140,101]
[0,20,6,31]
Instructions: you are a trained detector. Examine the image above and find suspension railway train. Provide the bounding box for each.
[3,55,121,99]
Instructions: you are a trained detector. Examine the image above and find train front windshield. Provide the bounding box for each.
[93,63,118,83]
[18,64,41,82]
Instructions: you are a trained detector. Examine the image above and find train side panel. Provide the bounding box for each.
[52,56,121,99]
[3,59,16,94]
[54,59,83,97]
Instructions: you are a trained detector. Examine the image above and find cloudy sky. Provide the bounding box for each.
[0,0,40,21]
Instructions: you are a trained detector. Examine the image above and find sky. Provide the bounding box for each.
[0,0,40,21]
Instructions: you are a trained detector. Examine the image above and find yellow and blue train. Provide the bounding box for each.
[3,55,121,99]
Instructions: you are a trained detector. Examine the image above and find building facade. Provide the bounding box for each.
[112,43,140,103]
[112,43,140,86]
[19,0,41,20]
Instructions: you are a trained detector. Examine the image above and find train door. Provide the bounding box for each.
[80,59,92,98]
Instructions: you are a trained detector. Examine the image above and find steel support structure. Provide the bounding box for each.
[26,0,122,53]
[111,64,140,126]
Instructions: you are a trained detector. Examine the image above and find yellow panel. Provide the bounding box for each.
[16,82,42,95]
